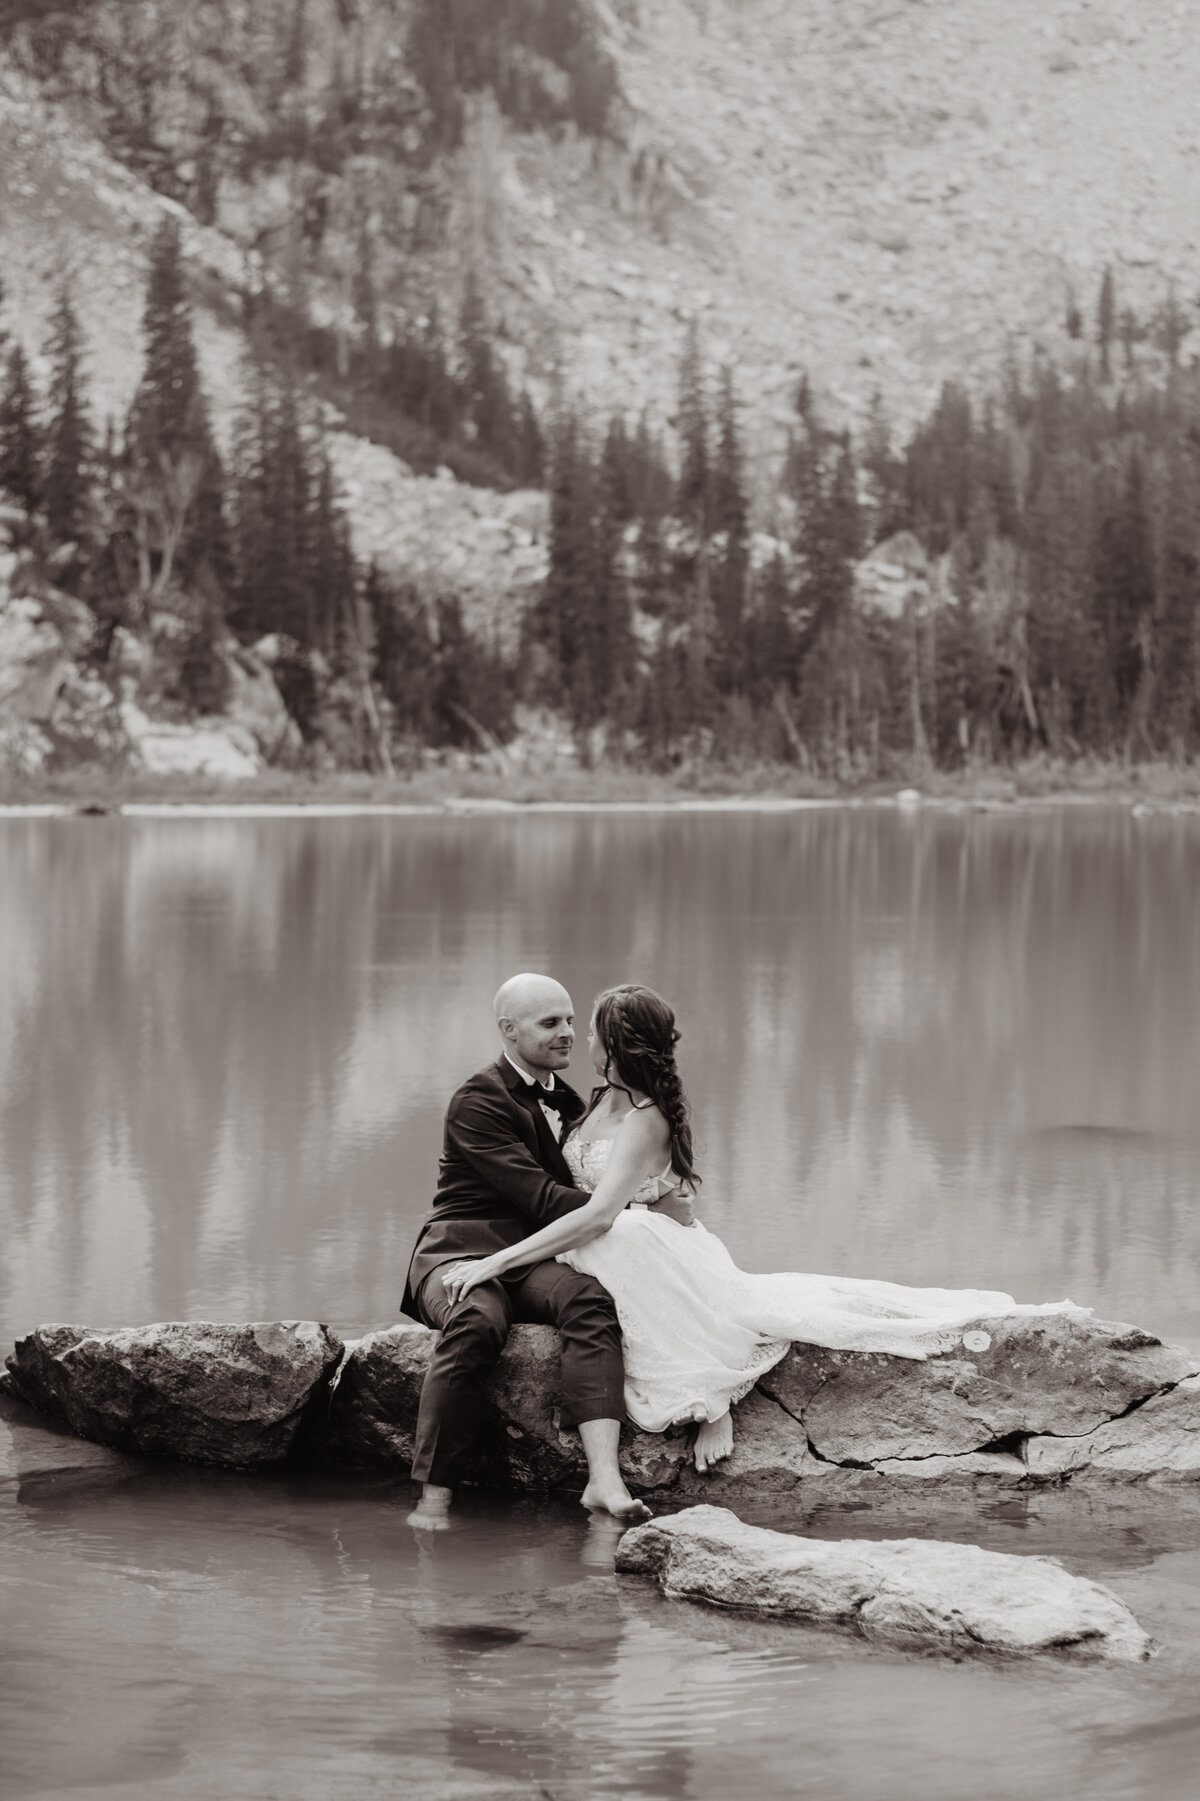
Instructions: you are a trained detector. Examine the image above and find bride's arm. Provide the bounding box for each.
[443,1110,672,1302]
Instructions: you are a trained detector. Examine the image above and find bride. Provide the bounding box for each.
[441,984,1080,1473]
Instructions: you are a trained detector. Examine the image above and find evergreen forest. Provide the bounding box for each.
[3,222,1200,777]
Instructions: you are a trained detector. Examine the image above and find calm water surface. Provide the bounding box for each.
[2,805,1200,1800]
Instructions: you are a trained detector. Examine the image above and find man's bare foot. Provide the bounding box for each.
[406,1484,453,1531]
[693,1412,734,1473]
[581,1476,652,1523]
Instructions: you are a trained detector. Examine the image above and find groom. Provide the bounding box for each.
[402,971,689,1530]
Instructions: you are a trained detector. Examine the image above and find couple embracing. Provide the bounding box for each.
[402,973,1075,1530]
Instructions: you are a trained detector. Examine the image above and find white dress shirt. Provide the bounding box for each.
[504,1053,566,1140]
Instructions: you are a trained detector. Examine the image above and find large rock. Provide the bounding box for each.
[7,1313,1200,1495]
[326,1324,688,1492]
[759,1315,1199,1465]
[4,1322,344,1467]
[615,1506,1152,1663]
[224,639,303,762]
[119,697,262,780]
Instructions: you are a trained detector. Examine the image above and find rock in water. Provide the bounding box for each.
[615,1506,1152,1663]
[759,1313,1199,1464]
[1025,1374,1200,1483]
[4,1322,344,1466]
[7,1312,1200,1493]
[326,1323,687,1491]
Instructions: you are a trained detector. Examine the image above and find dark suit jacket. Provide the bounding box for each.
[401,1056,589,1317]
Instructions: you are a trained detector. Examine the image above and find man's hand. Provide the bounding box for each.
[649,1190,697,1229]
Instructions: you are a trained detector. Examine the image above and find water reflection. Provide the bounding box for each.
[1,807,1198,1347]
[5,1399,1200,1801]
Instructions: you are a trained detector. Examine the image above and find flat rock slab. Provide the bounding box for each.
[616,1505,1152,1662]
[4,1322,344,1467]
[760,1314,1200,1464]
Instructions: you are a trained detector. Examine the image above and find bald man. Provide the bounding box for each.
[402,973,676,1529]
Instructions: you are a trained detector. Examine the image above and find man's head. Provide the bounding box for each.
[494,973,574,1080]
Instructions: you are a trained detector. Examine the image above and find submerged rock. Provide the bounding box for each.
[4,1322,344,1467]
[615,1505,1153,1663]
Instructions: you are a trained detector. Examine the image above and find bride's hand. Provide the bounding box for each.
[650,1191,696,1228]
[441,1256,504,1305]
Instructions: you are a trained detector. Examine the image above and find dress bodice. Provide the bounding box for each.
[562,1132,680,1206]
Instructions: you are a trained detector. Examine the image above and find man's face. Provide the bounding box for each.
[505,987,575,1077]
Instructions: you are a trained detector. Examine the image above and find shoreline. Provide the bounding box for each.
[4,794,1200,819]
[3,758,1200,817]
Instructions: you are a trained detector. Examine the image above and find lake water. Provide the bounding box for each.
[2,803,1200,1800]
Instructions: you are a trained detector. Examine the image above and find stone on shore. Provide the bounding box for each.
[3,1322,344,1467]
[615,1506,1152,1663]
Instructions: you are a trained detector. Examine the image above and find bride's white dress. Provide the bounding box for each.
[558,1132,1083,1433]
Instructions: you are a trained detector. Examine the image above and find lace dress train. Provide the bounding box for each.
[558,1134,1082,1434]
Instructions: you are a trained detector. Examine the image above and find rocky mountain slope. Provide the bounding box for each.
[6,0,1200,497]
[495,0,1200,450]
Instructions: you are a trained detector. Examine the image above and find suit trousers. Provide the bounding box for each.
[409,1258,626,1488]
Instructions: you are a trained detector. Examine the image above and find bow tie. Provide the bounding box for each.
[532,1083,574,1120]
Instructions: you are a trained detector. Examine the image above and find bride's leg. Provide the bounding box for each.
[693,1410,733,1473]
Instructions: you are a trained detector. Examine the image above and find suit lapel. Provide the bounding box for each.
[496,1056,582,1186]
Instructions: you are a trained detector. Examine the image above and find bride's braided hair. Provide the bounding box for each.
[592,984,699,1189]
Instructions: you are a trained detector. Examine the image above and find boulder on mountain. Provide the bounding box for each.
[224,639,303,762]
[0,596,77,722]
[120,696,262,779]
[615,1505,1152,1662]
[853,531,940,621]
[4,1322,344,1467]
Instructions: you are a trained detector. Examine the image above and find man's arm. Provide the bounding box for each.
[445,1084,585,1225]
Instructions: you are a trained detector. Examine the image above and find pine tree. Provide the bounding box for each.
[43,283,94,550]
[676,319,709,534]
[709,365,749,691]
[127,215,227,603]
[368,566,436,747]
[1096,266,1116,380]
[1093,448,1154,748]
[459,268,516,475]
[861,390,906,540]
[0,343,42,516]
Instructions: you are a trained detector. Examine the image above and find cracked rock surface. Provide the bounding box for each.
[758,1314,1200,1468]
[615,1505,1153,1662]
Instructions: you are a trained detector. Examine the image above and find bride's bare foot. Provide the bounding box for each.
[581,1476,653,1523]
[406,1484,453,1531]
[693,1412,734,1473]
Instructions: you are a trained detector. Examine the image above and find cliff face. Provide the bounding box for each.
[5,0,1200,452]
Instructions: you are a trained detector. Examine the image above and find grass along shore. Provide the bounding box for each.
[4,756,1200,813]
